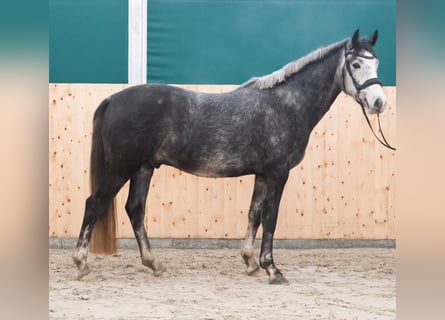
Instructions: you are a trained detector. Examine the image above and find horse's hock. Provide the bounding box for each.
[49,83,395,241]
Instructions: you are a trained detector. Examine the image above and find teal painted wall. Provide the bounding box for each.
[49,0,395,85]
[49,0,128,83]
[148,0,396,85]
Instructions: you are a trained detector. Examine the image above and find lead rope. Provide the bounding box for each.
[360,103,396,151]
[343,43,396,151]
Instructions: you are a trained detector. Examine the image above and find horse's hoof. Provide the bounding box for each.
[77,265,90,280]
[153,264,168,277]
[154,270,168,277]
[269,274,289,285]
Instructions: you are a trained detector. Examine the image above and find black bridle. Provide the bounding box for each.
[342,44,396,151]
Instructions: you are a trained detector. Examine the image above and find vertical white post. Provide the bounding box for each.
[128,0,147,84]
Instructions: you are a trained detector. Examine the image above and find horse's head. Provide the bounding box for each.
[340,29,387,114]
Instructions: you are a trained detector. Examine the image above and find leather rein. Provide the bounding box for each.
[342,45,396,151]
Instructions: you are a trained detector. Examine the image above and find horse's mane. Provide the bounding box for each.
[241,39,348,90]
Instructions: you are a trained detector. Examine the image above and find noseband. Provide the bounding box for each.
[342,45,382,104]
[342,44,396,151]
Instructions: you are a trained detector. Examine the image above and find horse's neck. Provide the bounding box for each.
[285,49,343,130]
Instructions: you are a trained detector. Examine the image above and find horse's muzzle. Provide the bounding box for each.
[358,92,387,114]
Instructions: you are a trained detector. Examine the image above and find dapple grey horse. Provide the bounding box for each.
[73,30,388,284]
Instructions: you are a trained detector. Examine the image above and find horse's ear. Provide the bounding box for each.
[351,29,360,47]
[370,30,378,46]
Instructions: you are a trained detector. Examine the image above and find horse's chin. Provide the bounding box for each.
[358,99,379,115]
[367,104,383,115]
[366,106,379,115]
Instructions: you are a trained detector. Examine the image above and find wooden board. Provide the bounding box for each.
[49,84,396,240]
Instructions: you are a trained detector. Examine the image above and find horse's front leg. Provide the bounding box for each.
[259,171,289,285]
[240,175,268,276]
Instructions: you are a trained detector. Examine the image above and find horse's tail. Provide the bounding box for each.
[89,97,117,254]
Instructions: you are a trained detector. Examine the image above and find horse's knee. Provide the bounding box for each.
[125,201,143,215]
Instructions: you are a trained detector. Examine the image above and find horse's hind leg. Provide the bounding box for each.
[241,175,268,276]
[125,165,167,277]
[73,174,127,278]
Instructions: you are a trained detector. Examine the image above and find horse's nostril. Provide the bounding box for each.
[374,98,382,110]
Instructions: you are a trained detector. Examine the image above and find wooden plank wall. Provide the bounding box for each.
[49,84,396,240]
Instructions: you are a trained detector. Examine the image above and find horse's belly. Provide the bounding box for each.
[159,150,257,178]
[185,163,249,178]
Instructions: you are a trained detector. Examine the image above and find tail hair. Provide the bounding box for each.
[89,98,117,254]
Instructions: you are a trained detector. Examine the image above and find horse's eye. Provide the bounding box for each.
[352,63,361,69]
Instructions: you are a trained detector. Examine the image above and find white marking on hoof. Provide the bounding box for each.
[154,270,169,278]
[73,244,90,280]
[77,264,90,280]
[247,267,265,277]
